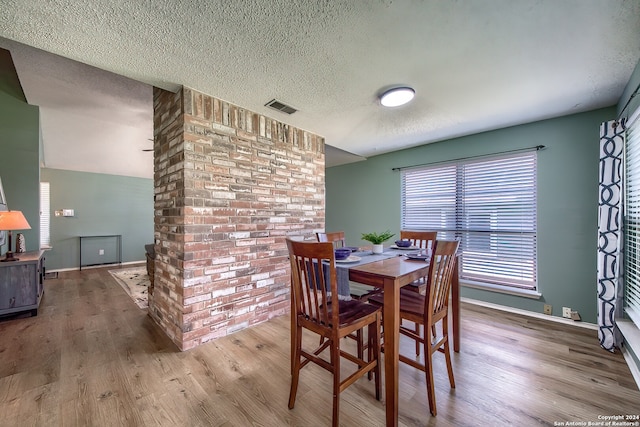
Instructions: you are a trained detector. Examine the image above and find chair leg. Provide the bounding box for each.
[416,324,437,356]
[289,326,303,409]
[356,329,364,361]
[331,336,341,427]
[443,338,455,389]
[365,324,373,380]
[443,321,455,389]
[424,342,437,416]
[369,317,382,400]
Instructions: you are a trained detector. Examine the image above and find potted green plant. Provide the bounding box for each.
[361,230,395,254]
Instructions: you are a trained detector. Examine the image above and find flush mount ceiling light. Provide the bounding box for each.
[379,87,415,107]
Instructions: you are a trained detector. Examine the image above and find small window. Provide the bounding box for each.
[40,182,50,249]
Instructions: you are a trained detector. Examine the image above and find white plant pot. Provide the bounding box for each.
[372,244,384,254]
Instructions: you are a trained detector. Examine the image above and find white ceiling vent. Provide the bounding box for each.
[265,99,297,114]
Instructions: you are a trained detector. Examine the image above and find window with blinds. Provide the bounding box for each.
[40,182,50,249]
[401,151,538,290]
[625,110,640,327]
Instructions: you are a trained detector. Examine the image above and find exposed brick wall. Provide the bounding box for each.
[151,87,325,350]
[149,88,187,346]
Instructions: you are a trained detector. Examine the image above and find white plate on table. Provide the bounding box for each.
[389,244,419,250]
[335,255,361,263]
[404,253,429,261]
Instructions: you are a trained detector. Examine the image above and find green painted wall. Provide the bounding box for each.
[0,77,153,272]
[326,107,616,324]
[0,90,41,255]
[40,168,153,270]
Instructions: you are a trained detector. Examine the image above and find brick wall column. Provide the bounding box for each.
[151,87,325,350]
[149,88,187,346]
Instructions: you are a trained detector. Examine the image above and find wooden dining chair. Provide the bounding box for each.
[368,239,459,416]
[286,238,381,427]
[316,231,346,248]
[316,231,373,361]
[399,230,438,355]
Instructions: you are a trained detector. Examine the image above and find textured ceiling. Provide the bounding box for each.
[0,1,639,178]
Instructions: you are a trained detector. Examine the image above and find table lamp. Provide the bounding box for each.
[0,210,31,262]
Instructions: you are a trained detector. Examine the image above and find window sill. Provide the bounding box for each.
[460,279,542,299]
[617,319,640,390]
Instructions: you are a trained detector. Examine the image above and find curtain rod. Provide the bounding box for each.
[617,81,640,121]
[391,145,545,171]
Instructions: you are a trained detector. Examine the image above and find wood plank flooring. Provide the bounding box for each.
[0,265,638,426]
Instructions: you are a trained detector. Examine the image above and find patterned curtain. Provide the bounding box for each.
[597,119,626,351]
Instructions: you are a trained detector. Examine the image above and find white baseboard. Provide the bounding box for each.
[461,297,598,330]
[48,260,145,273]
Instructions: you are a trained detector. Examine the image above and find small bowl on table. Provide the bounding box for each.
[334,248,352,260]
[394,239,412,248]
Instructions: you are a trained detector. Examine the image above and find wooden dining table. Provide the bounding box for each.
[348,255,460,427]
[287,248,460,426]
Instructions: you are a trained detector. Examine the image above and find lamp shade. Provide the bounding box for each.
[0,211,31,231]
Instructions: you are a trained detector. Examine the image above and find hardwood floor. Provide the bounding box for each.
[0,265,638,426]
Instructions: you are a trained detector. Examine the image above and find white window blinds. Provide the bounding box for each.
[401,151,538,290]
[40,182,50,249]
[625,110,640,326]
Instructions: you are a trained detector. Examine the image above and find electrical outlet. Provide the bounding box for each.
[99,249,104,255]
[543,304,552,315]
[562,306,572,318]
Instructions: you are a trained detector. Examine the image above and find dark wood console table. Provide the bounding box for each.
[0,250,45,317]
